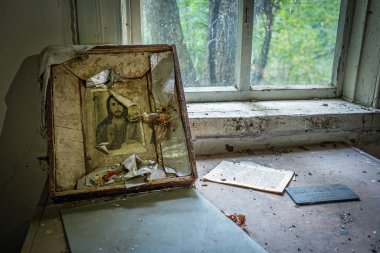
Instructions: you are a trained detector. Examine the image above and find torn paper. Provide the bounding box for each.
[86,69,126,88]
[203,161,294,194]
[86,69,110,88]
[76,154,157,189]
[96,142,110,154]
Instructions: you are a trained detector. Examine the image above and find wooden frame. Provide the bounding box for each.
[47,45,197,200]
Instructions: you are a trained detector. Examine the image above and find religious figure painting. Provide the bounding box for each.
[93,91,146,155]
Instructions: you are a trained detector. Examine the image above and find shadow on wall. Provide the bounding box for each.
[0,55,48,252]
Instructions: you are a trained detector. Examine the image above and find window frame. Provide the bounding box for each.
[77,0,353,102]
[184,0,350,102]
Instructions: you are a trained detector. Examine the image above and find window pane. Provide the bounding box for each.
[251,0,341,86]
[142,0,238,87]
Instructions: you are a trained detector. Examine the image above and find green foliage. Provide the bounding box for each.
[252,0,341,85]
[144,0,341,87]
[177,0,209,82]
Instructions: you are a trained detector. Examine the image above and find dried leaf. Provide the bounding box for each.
[222,211,246,229]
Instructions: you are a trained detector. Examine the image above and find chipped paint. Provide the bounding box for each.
[188,99,380,155]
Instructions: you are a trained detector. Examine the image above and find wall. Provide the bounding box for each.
[343,0,380,108]
[340,0,380,157]
[0,0,73,251]
[353,0,380,108]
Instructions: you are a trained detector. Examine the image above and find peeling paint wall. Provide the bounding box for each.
[188,100,380,155]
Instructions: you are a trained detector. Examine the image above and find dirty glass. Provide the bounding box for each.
[150,52,192,176]
[251,0,341,86]
[74,50,192,190]
[142,0,238,87]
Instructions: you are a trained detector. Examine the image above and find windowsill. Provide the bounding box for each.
[184,85,336,102]
[186,98,380,155]
[185,84,333,92]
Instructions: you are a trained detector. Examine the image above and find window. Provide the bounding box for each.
[142,0,239,88]
[251,0,340,86]
[76,0,349,102]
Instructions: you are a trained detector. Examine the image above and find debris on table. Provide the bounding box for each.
[203,160,294,194]
[340,212,353,224]
[76,154,157,189]
[222,211,246,229]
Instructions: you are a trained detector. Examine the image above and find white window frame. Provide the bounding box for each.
[76,0,353,102]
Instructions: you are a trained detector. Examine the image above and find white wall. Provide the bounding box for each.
[0,0,73,251]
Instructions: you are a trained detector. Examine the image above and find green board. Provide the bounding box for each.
[61,188,266,253]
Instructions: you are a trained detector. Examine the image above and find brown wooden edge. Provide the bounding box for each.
[171,44,198,180]
[48,44,197,201]
[47,76,57,194]
[80,44,174,55]
[51,177,194,203]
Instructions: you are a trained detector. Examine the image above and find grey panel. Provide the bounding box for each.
[286,184,360,205]
[61,188,266,253]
